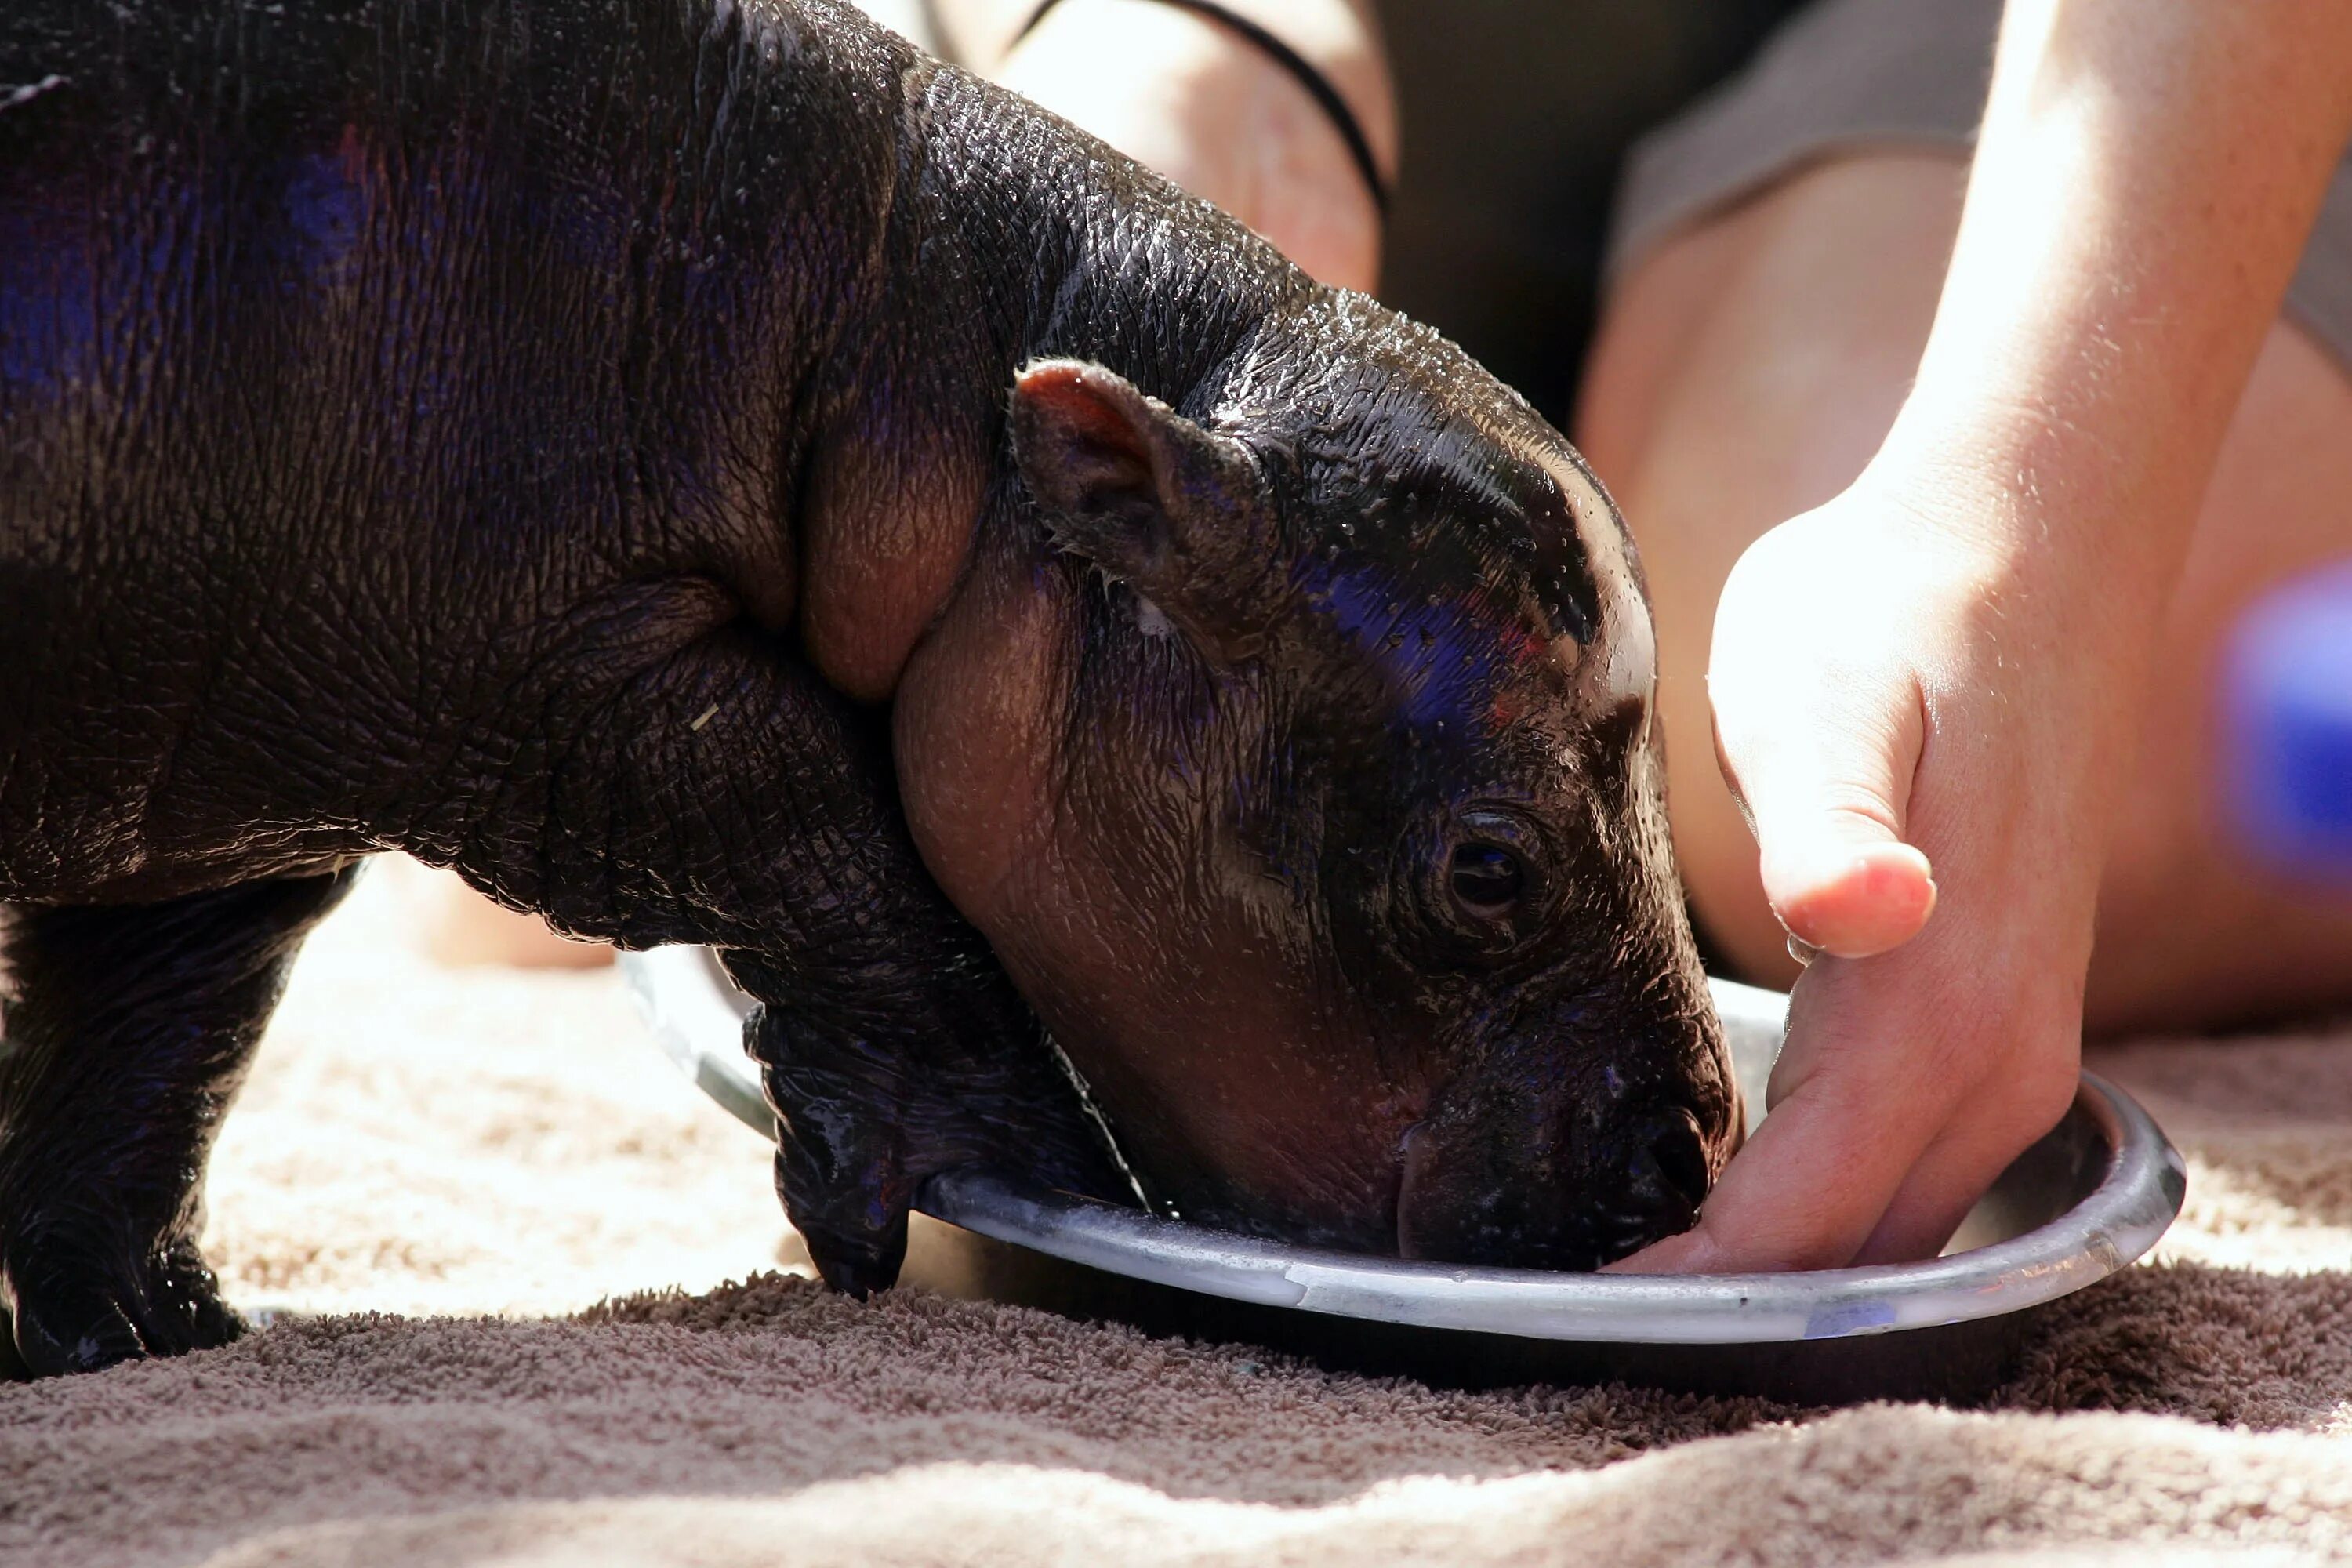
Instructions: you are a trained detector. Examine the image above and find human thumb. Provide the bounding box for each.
[1711,662,1938,964]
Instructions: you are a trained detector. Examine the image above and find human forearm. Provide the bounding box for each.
[1886,0,2352,588]
[1625,0,2352,1275]
[1747,1,2352,968]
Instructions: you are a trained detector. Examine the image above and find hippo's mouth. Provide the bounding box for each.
[1050,1040,1722,1271]
[1388,1104,1715,1270]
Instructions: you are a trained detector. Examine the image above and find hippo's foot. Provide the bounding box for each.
[731,956,1131,1298]
[2,1224,245,1377]
[762,1028,1134,1298]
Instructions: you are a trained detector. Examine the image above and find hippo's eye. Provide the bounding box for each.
[1448,843,1525,913]
[1402,808,1555,964]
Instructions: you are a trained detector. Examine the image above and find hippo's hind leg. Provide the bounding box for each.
[0,866,359,1376]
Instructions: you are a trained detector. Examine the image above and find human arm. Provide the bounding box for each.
[933,0,1395,290]
[1618,0,2352,1271]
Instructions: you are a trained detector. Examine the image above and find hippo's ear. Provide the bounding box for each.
[1010,359,1279,659]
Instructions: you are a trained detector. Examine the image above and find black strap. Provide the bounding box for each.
[1014,0,1391,217]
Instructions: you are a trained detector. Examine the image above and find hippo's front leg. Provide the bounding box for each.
[724,935,1125,1298]
[714,751,1135,1295]
[706,695,1137,1296]
[437,605,1127,1296]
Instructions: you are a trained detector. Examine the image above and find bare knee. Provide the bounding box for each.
[1580,153,1967,498]
[1577,152,1968,979]
[2087,322,2352,1029]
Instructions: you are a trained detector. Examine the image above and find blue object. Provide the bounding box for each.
[2225,561,2352,877]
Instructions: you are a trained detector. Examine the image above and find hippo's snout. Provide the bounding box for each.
[1392,1065,1732,1272]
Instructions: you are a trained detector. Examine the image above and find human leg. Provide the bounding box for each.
[1578,151,2352,1033]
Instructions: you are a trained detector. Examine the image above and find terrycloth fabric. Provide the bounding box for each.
[2,866,2349,1567]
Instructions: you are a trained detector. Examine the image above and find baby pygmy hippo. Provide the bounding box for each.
[0,0,1739,1376]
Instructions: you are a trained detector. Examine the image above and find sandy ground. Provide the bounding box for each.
[3,863,2351,1566]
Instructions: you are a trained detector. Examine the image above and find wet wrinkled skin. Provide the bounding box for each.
[0,0,1737,1374]
[902,344,1737,1263]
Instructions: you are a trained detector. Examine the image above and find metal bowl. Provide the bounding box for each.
[622,946,2185,1402]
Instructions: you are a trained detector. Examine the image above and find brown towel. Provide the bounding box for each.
[2,869,2348,1566]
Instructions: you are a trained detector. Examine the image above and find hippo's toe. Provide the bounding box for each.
[2,1229,245,1377]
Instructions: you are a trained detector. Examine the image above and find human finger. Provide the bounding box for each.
[1711,662,1938,962]
[1604,958,1961,1272]
[1849,1044,2080,1263]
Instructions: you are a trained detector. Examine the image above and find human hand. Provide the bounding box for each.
[986,0,1390,291]
[1613,463,2152,1271]
[1601,0,2352,1274]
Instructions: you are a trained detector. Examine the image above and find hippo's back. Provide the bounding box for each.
[0,0,914,901]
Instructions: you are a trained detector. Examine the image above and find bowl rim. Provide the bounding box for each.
[622,949,2187,1345]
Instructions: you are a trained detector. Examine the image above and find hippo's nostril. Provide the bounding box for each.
[1647,1111,1712,1214]
[1609,1108,1711,1247]
[1394,1103,1718,1270]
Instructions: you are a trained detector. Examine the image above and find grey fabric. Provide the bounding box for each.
[1604,0,2352,376]
[2299,167,2352,368]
